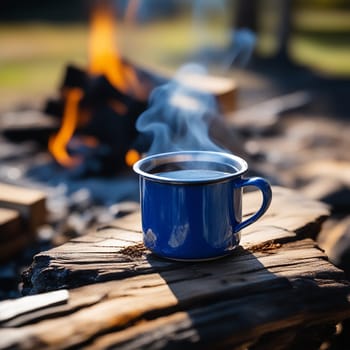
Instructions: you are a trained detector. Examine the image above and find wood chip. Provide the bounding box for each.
[119,243,148,259]
[0,290,69,323]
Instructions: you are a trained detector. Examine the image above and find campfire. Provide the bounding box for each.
[45,4,156,175]
[43,2,241,177]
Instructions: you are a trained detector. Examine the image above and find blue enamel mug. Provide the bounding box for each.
[133,151,272,261]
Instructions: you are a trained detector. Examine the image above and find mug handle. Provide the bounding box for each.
[234,177,272,232]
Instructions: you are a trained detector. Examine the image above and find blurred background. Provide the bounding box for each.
[0,0,349,112]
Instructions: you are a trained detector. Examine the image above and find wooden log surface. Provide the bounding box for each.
[22,186,330,294]
[2,187,350,350]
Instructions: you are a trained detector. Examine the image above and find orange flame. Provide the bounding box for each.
[125,149,141,167]
[89,5,128,91]
[49,4,143,168]
[48,88,83,167]
[89,4,143,98]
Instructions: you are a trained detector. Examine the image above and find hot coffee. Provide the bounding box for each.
[156,169,232,181]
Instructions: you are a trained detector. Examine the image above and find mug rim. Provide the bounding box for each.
[133,150,248,184]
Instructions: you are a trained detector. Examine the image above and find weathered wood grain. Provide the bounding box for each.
[2,237,350,350]
[2,186,349,350]
[23,187,329,294]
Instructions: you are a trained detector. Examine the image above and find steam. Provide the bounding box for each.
[191,0,256,70]
[134,1,257,156]
[191,27,256,70]
[136,64,224,155]
[222,29,256,69]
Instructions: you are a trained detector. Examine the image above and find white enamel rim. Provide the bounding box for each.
[133,151,248,184]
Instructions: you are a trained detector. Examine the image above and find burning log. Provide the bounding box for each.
[41,4,158,175]
[43,62,243,176]
[44,63,152,175]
